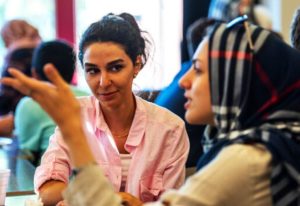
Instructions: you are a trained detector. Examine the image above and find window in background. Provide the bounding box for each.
[0,0,55,73]
[75,0,182,90]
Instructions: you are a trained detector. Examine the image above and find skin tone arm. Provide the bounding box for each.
[0,113,14,137]
[39,181,67,206]
[0,64,143,206]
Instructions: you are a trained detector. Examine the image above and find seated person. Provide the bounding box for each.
[4,16,300,206]
[155,18,219,168]
[31,13,188,205]
[0,48,34,116]
[14,40,89,166]
[0,19,41,136]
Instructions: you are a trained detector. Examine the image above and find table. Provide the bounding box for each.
[5,194,38,206]
[0,137,35,196]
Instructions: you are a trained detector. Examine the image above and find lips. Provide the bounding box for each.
[184,93,192,110]
[184,99,191,109]
[98,91,118,101]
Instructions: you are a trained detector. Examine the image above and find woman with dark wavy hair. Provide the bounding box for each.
[29,13,188,205]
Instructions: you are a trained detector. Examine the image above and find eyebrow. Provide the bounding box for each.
[106,59,125,67]
[84,59,125,68]
[84,63,97,68]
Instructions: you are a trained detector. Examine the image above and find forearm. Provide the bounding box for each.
[0,114,14,136]
[38,180,67,206]
[58,118,95,168]
[63,164,123,206]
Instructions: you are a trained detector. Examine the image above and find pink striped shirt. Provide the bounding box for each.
[34,95,189,202]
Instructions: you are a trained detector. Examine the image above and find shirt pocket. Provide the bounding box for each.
[139,174,163,202]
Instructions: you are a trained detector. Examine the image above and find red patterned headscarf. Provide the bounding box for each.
[199,16,300,206]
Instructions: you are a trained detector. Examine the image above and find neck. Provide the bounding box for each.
[101,94,136,135]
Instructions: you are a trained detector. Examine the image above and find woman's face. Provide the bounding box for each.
[83,42,140,109]
[179,38,214,125]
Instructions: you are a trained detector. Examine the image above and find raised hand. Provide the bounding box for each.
[0,63,81,128]
[1,63,96,168]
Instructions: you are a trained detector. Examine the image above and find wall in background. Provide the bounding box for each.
[262,0,300,44]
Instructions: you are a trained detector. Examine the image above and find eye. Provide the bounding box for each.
[194,67,202,75]
[192,60,202,74]
[108,64,124,72]
[85,67,99,75]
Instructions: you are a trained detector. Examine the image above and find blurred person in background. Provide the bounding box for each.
[14,40,88,166]
[0,19,41,137]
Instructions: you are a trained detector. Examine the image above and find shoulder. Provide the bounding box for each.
[185,144,272,205]
[16,97,40,111]
[208,144,272,176]
[15,97,47,124]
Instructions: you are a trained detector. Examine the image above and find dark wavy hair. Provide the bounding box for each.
[78,13,151,69]
[186,17,223,59]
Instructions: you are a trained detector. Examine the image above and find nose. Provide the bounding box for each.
[99,72,112,87]
[179,67,193,89]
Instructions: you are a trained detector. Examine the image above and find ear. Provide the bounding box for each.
[133,55,142,75]
[31,69,40,80]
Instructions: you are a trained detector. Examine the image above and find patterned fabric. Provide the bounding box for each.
[198,19,300,205]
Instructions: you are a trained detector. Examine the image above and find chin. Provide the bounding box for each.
[185,113,199,125]
[185,112,209,125]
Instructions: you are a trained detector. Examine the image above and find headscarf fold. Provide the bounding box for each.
[198,18,300,205]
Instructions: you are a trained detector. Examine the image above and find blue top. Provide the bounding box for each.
[14,86,89,160]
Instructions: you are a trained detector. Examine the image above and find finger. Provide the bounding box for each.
[3,68,52,98]
[44,64,68,88]
[0,77,31,95]
[7,68,35,87]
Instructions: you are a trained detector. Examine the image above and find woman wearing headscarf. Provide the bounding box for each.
[2,16,300,206]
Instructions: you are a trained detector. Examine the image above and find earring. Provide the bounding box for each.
[133,73,137,78]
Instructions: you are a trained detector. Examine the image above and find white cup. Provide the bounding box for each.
[0,169,10,206]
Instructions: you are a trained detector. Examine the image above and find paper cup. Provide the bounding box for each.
[0,169,10,206]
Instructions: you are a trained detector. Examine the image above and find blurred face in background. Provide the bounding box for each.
[179,38,214,125]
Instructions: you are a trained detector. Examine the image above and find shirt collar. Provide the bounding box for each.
[125,96,147,149]
[93,95,147,149]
